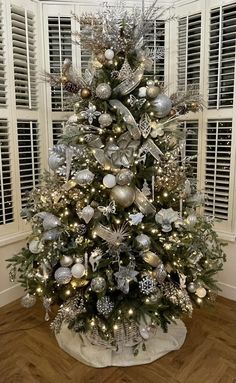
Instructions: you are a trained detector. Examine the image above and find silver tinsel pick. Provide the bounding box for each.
[51,295,86,333]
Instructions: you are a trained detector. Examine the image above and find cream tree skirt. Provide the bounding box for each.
[55,320,187,367]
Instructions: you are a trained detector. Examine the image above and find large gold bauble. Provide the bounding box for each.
[80,88,91,99]
[146,85,161,99]
[110,185,135,208]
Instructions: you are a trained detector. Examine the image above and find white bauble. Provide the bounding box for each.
[29,239,44,254]
[138,87,147,98]
[79,205,94,223]
[104,49,114,60]
[103,174,116,188]
[71,263,85,279]
[195,287,207,298]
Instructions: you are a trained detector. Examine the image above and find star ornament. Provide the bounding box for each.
[114,264,139,294]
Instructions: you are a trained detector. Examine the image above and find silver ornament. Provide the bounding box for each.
[114,264,139,294]
[21,293,36,308]
[71,263,85,279]
[91,276,106,293]
[155,208,179,232]
[135,234,151,251]
[138,87,147,98]
[77,224,87,235]
[187,282,197,293]
[146,80,154,86]
[110,185,135,208]
[186,214,197,226]
[98,113,113,127]
[139,275,157,295]
[97,296,114,316]
[42,229,60,241]
[79,205,94,223]
[152,94,172,118]
[35,212,61,231]
[95,83,112,100]
[60,255,73,267]
[116,169,133,185]
[146,85,160,99]
[74,169,94,186]
[28,239,44,254]
[129,212,144,225]
[54,267,72,285]
[48,153,64,171]
[155,264,167,284]
[89,248,103,272]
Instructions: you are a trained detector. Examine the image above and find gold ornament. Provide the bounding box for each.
[60,75,68,84]
[110,185,135,208]
[146,85,161,99]
[142,251,161,267]
[80,88,92,99]
[96,52,106,64]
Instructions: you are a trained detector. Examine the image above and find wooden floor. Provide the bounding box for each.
[0,296,235,383]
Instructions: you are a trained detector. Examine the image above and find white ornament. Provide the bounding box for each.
[195,287,207,298]
[29,239,44,254]
[129,212,144,225]
[79,205,94,223]
[103,174,116,188]
[104,49,114,60]
[139,326,150,340]
[138,87,147,98]
[71,263,85,279]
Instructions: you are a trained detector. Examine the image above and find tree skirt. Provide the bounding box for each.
[55,320,187,367]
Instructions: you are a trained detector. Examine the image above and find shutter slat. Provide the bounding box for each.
[144,19,165,81]
[11,6,37,110]
[0,2,6,107]
[0,120,14,225]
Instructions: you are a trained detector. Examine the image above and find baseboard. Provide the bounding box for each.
[218,282,236,301]
[0,284,24,308]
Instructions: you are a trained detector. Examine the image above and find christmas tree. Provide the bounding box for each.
[8,2,225,357]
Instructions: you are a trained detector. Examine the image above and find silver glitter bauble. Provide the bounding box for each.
[48,153,64,170]
[60,255,73,267]
[42,213,61,231]
[155,264,167,284]
[21,293,36,308]
[152,94,172,118]
[74,169,94,186]
[71,263,85,279]
[91,276,106,293]
[104,49,114,60]
[98,113,113,127]
[42,229,60,241]
[103,174,116,188]
[54,267,72,285]
[79,205,94,223]
[139,275,157,295]
[95,83,112,100]
[28,239,44,254]
[146,85,161,99]
[110,185,135,208]
[135,234,151,251]
[187,282,197,293]
[195,287,207,298]
[97,296,114,316]
[77,224,87,235]
[116,169,133,186]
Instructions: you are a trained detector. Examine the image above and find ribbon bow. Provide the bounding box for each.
[105,132,140,168]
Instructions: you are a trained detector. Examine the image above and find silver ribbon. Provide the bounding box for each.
[105,132,140,168]
[92,148,112,169]
[109,99,141,140]
[113,66,144,96]
[134,187,156,216]
[144,138,163,161]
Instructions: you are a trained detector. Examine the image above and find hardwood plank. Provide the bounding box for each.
[0,296,235,383]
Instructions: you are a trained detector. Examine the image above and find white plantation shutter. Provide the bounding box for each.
[52,120,65,145]
[11,6,37,109]
[79,18,92,73]
[48,16,72,111]
[204,119,232,220]
[208,4,236,109]
[144,20,165,81]
[17,120,40,208]
[182,121,199,178]
[178,13,201,91]
[0,120,13,225]
[0,1,6,107]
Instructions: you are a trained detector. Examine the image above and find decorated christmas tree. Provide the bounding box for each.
[8,1,225,364]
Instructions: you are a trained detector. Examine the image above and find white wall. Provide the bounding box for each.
[218,242,236,301]
[0,240,25,307]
